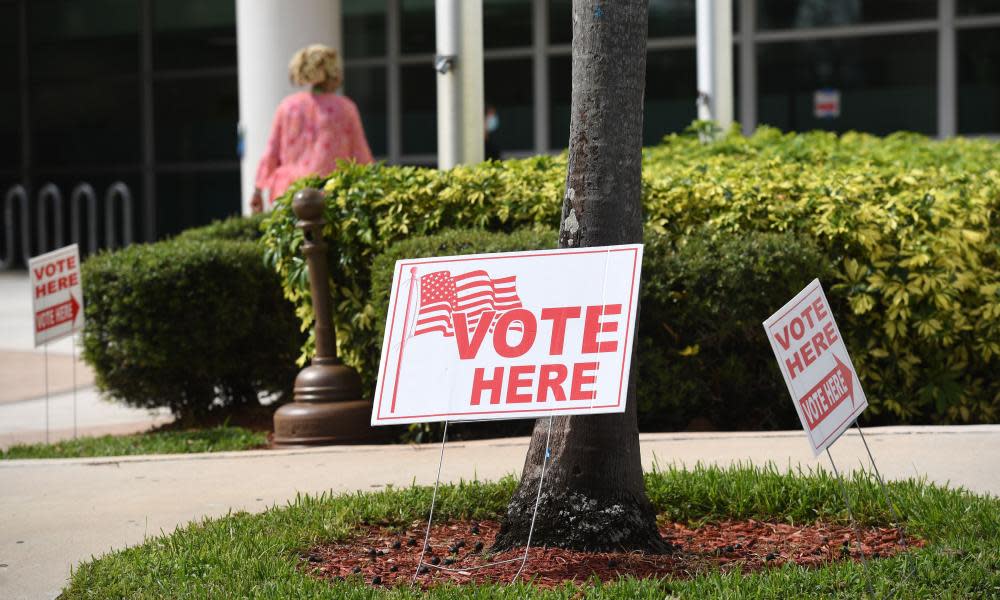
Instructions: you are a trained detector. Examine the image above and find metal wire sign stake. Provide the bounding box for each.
[411,415,556,585]
[367,245,643,586]
[28,243,85,445]
[764,280,920,597]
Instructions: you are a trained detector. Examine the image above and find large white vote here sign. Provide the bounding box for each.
[29,244,85,347]
[371,245,643,425]
[763,279,867,455]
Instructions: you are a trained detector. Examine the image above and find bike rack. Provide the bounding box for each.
[37,183,64,254]
[103,182,134,250]
[70,183,99,255]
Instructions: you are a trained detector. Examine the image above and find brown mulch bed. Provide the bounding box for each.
[303,519,922,589]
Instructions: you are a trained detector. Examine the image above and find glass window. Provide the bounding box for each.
[155,171,240,239]
[154,75,238,162]
[552,0,707,43]
[758,0,937,30]
[0,0,20,172]
[757,34,936,135]
[549,55,571,148]
[343,0,386,59]
[549,0,572,45]
[0,87,18,173]
[959,28,1000,134]
[958,0,1000,15]
[401,64,436,154]
[645,49,698,145]
[485,58,533,153]
[550,50,701,150]
[649,0,696,38]
[152,0,236,71]
[401,0,435,54]
[27,0,139,81]
[343,66,388,157]
[484,0,532,49]
[30,79,141,167]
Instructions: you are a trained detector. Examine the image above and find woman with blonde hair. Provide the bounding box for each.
[251,44,373,212]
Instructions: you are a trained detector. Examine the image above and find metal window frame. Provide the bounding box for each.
[12,0,1000,208]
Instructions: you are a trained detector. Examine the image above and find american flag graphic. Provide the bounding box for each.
[413,270,523,337]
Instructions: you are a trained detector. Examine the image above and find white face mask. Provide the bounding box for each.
[486,113,500,133]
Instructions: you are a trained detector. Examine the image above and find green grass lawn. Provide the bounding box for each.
[0,425,267,459]
[60,464,1000,598]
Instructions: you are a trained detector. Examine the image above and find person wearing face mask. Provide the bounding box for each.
[484,104,501,161]
[251,44,374,213]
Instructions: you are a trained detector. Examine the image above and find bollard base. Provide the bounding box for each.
[272,399,382,447]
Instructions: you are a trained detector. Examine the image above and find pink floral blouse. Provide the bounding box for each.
[255,91,374,201]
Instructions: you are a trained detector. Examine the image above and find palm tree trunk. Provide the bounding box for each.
[494,0,665,552]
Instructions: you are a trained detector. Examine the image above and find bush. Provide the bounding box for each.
[639,228,833,430]
[368,227,828,430]
[262,129,1000,425]
[174,213,267,243]
[82,238,303,423]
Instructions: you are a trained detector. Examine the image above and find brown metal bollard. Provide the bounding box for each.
[272,188,378,446]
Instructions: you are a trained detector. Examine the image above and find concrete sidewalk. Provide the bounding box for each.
[1,425,998,599]
[1,272,173,449]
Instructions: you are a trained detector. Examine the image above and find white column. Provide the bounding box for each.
[236,0,342,214]
[532,0,549,153]
[696,0,734,129]
[739,0,757,136]
[938,0,957,138]
[459,0,485,165]
[435,0,484,169]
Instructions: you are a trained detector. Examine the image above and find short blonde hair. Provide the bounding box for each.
[288,44,343,91]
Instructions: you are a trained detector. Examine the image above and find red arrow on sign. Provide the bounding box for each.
[35,293,80,333]
[798,354,854,431]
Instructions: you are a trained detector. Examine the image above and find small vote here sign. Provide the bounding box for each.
[29,243,84,347]
[763,279,867,455]
[371,245,643,426]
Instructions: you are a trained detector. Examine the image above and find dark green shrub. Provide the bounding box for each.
[638,228,833,430]
[82,238,303,423]
[263,129,1000,425]
[174,213,267,243]
[368,226,828,431]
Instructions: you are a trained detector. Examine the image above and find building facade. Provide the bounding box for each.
[1,0,999,260]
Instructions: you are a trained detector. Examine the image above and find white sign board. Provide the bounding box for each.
[814,88,841,119]
[29,244,84,347]
[372,245,643,425]
[763,279,867,456]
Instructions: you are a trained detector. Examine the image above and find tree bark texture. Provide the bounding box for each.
[494,0,664,552]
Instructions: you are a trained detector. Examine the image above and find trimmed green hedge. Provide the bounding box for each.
[82,238,303,422]
[173,213,267,243]
[639,228,832,429]
[370,227,828,430]
[263,129,1000,425]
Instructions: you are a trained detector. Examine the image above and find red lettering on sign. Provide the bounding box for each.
[798,355,854,430]
[506,365,535,403]
[538,364,568,402]
[823,321,839,345]
[540,306,581,355]
[454,311,495,359]
[470,366,504,405]
[467,362,602,406]
[780,299,842,381]
[493,309,537,358]
[570,362,598,400]
[582,304,620,354]
[813,297,828,320]
[34,294,81,333]
[773,296,832,351]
